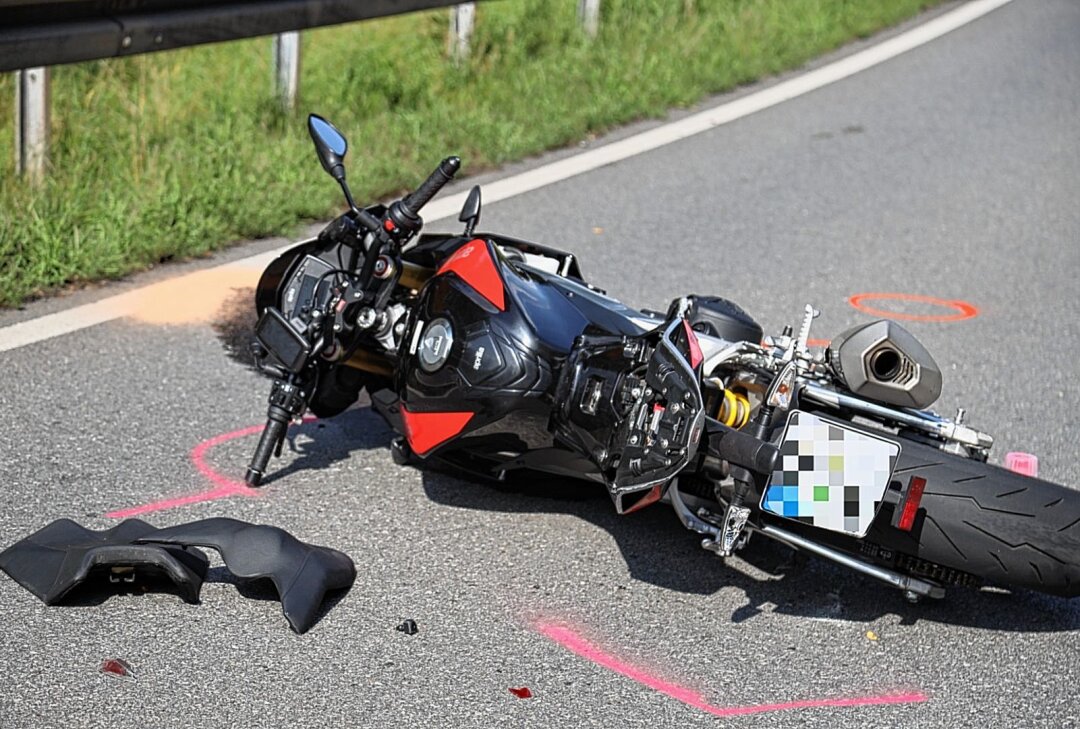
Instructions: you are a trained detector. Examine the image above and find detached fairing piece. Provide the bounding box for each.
[0,517,355,634]
[0,519,208,604]
[137,517,356,634]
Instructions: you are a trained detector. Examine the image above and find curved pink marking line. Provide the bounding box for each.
[105,417,316,519]
[535,621,927,717]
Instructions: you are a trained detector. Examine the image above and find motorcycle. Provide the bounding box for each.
[245,114,1080,602]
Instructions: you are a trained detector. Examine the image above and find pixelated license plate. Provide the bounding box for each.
[761,411,901,537]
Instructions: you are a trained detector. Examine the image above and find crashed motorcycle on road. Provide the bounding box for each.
[246,114,1080,602]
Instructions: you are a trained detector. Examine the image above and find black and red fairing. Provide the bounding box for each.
[392,238,644,462]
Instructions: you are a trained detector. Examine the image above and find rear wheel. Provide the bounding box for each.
[865,438,1080,597]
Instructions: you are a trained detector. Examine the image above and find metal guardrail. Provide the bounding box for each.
[4,0,602,182]
[0,0,463,72]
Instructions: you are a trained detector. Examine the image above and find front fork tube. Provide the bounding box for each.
[245,376,310,486]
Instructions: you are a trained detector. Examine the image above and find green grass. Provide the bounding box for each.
[0,0,938,306]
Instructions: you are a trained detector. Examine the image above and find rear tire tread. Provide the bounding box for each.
[923,513,967,559]
[925,491,1036,517]
[881,438,1080,597]
[895,461,943,474]
[963,519,1068,565]
[1057,515,1080,534]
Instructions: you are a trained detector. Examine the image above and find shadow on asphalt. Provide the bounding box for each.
[419,464,1080,634]
[212,287,260,371]
[206,566,353,632]
[264,406,1080,634]
[211,301,1079,632]
[257,405,396,486]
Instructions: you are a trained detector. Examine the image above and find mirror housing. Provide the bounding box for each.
[460,185,482,236]
[308,114,348,181]
[307,114,361,213]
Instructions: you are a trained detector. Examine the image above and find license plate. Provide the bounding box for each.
[761,411,901,537]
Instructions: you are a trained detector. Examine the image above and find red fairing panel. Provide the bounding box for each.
[682,319,703,369]
[437,239,506,311]
[400,407,474,455]
[623,483,665,514]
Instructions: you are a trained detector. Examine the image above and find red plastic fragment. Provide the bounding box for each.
[99,658,136,680]
[1004,452,1039,478]
[509,687,533,699]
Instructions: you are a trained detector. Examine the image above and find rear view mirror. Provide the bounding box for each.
[308,114,348,181]
[460,185,481,236]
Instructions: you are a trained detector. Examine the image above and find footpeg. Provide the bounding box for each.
[718,504,751,556]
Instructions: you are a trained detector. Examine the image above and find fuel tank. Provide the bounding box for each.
[396,238,644,459]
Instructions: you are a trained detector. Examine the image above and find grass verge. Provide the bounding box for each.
[0,0,940,307]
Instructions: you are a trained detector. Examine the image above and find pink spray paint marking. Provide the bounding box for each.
[534,621,927,718]
[105,417,316,519]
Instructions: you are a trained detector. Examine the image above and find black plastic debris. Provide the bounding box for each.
[0,517,355,634]
[136,517,356,634]
[396,619,419,635]
[0,519,208,605]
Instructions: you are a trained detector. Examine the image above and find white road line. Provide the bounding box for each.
[0,0,1014,353]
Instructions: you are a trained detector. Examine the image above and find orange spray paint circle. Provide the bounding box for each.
[848,293,979,323]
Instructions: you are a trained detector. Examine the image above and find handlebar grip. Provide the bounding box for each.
[705,420,779,475]
[403,156,461,215]
[245,415,288,486]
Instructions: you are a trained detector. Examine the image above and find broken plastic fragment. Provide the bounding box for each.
[509,687,532,699]
[1004,452,1038,478]
[396,619,419,635]
[865,630,879,642]
[99,658,136,680]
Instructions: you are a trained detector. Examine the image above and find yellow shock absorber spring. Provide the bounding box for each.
[718,389,751,429]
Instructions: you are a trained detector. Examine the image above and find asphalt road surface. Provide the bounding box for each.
[1,1,1078,727]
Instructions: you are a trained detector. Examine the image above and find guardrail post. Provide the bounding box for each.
[449,3,475,62]
[578,0,600,38]
[272,31,301,111]
[14,66,49,185]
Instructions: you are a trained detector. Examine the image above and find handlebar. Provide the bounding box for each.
[245,414,288,486]
[387,156,461,234]
[248,155,461,486]
[335,156,460,242]
[404,156,461,215]
[245,378,308,486]
[355,208,383,232]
